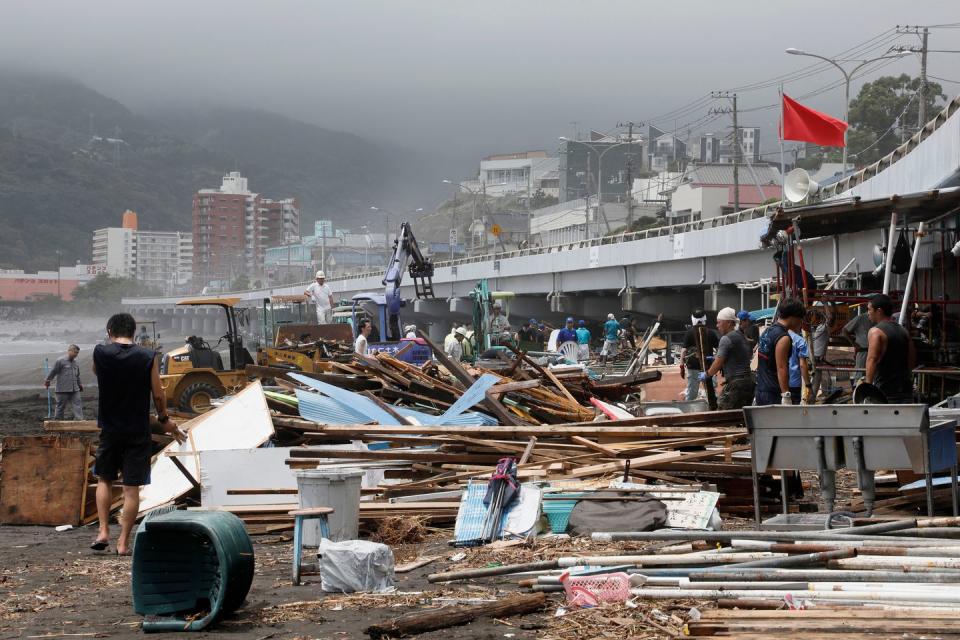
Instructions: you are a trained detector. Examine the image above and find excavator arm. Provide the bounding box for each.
[383,221,434,340]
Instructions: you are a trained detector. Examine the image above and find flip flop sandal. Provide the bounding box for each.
[90,539,109,551]
[117,549,132,557]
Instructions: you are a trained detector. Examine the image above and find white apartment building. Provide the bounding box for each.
[465,151,560,198]
[135,230,194,291]
[92,215,193,292]
[91,227,136,278]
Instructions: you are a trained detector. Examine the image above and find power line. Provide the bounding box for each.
[929,74,960,85]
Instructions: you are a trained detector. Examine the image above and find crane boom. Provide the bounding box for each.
[382,221,434,340]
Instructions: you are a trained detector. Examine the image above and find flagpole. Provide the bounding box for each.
[779,84,786,203]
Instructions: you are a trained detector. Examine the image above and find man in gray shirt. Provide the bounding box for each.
[701,308,755,410]
[843,311,873,375]
[44,344,83,420]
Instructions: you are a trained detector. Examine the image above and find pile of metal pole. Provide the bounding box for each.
[573,517,960,608]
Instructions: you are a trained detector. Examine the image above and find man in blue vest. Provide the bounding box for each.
[755,299,806,406]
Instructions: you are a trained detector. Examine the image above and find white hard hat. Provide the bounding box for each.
[607,313,615,320]
[455,327,467,337]
[717,307,737,322]
[493,301,503,309]
[315,270,325,279]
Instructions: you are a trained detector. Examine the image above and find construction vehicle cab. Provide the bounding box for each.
[159,297,255,413]
[135,320,162,353]
[351,293,431,364]
[254,295,354,374]
[470,279,516,353]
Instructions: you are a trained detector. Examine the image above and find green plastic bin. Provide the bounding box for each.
[132,508,254,632]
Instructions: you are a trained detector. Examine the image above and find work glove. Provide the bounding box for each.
[781,391,794,406]
[679,364,686,379]
[698,371,711,382]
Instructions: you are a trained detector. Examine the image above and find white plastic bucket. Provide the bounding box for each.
[296,468,364,545]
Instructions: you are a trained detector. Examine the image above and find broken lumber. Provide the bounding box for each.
[365,592,547,639]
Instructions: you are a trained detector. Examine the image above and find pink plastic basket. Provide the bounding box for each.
[559,571,631,607]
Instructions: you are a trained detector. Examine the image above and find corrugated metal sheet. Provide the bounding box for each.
[688,163,781,186]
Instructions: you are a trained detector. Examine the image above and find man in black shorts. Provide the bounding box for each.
[92,313,181,555]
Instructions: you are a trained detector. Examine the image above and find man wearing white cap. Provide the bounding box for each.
[446,326,467,361]
[700,307,755,409]
[304,271,334,324]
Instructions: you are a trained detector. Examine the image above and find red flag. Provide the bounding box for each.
[781,94,848,147]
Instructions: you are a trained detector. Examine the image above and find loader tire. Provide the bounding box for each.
[178,381,223,414]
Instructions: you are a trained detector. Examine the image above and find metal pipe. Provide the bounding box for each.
[835,519,917,536]
[690,568,960,583]
[699,257,706,284]
[627,587,960,604]
[899,222,927,325]
[710,548,854,569]
[428,559,559,583]
[882,211,897,295]
[832,556,960,570]
[592,530,960,547]
[556,552,783,568]
[731,540,960,557]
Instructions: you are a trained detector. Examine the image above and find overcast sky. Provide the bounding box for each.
[2,1,959,165]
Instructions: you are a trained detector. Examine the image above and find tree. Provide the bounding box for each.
[72,274,157,305]
[845,74,946,164]
[230,274,251,291]
[529,189,558,210]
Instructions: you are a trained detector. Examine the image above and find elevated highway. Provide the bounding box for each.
[125,95,960,341]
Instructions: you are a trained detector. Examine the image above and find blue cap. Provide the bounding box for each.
[737,310,751,321]
[578,320,586,327]
[566,317,574,323]
[529,318,537,324]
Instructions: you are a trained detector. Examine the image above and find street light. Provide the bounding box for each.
[559,136,642,237]
[784,48,910,170]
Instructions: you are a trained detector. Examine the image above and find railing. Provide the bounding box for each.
[820,94,960,199]
[127,93,960,305]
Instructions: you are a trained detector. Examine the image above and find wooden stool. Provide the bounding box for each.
[289,507,335,585]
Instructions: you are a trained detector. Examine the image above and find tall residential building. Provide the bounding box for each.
[92,226,136,277]
[193,172,300,286]
[135,230,194,291]
[91,211,193,293]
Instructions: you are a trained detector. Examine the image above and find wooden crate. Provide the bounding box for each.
[0,435,93,526]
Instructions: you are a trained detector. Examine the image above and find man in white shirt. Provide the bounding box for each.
[355,319,372,355]
[304,271,334,324]
[446,327,467,361]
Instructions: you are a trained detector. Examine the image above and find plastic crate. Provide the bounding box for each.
[540,493,584,533]
[560,571,631,607]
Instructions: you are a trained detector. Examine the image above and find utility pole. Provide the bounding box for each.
[710,92,740,212]
[618,121,636,229]
[919,27,929,127]
[892,26,931,129]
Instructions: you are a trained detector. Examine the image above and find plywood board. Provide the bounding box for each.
[0,435,91,525]
[199,443,380,507]
[138,381,274,516]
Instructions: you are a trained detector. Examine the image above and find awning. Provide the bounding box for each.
[763,187,960,245]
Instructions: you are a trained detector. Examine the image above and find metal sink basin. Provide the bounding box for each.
[743,405,958,524]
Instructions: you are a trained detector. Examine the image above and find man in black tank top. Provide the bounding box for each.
[865,294,915,403]
[91,313,182,555]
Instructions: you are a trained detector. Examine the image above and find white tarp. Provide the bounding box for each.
[138,381,274,515]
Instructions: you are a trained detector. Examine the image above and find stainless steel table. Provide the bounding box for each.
[743,405,958,525]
